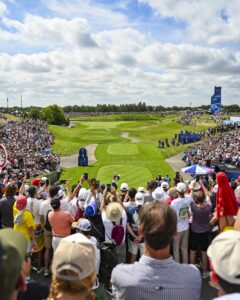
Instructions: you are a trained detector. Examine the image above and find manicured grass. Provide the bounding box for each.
[51,114,218,188]
[69,113,179,121]
[107,144,139,155]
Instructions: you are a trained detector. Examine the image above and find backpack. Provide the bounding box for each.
[75,200,84,221]
[111,218,124,246]
[97,240,117,284]
[44,210,52,231]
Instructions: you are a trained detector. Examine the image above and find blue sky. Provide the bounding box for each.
[0,0,239,107]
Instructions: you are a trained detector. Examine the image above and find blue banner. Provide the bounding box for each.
[178,133,201,144]
[211,86,221,114]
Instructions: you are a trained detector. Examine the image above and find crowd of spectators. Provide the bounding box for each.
[0,169,240,300]
[177,111,197,126]
[183,125,240,168]
[0,118,60,178]
[1,114,240,300]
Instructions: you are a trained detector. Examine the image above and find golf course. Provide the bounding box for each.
[49,113,216,188]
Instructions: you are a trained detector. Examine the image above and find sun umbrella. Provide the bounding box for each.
[181,164,213,175]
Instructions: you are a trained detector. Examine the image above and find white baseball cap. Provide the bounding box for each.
[152,187,168,202]
[78,187,88,200]
[135,192,144,206]
[207,230,240,285]
[120,183,129,191]
[52,233,96,281]
[176,182,187,193]
[161,182,169,189]
[72,218,91,232]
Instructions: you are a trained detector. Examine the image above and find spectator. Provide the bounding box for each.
[152,187,169,202]
[189,181,212,278]
[0,228,28,300]
[48,196,74,252]
[48,233,97,300]
[111,202,201,300]
[0,183,17,228]
[126,192,144,263]
[143,180,156,204]
[72,218,107,300]
[207,230,240,299]
[26,185,44,273]
[119,183,129,202]
[13,195,37,253]
[123,188,137,208]
[166,187,178,205]
[171,182,192,263]
[101,201,127,264]
[39,187,54,277]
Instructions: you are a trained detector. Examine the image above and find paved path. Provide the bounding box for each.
[121,132,140,143]
[61,144,98,168]
[165,152,192,180]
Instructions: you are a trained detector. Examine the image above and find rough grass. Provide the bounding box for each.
[52,114,217,188]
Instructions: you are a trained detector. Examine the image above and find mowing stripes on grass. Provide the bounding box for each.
[107,144,139,155]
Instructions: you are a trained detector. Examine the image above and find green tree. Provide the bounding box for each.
[29,108,41,119]
[41,105,67,125]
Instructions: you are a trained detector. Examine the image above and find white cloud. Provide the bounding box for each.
[0,1,8,16]
[139,0,240,44]
[139,43,240,74]
[1,15,97,48]
[44,0,129,29]
[0,1,239,107]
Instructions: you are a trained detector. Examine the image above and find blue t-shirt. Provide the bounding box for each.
[126,206,143,242]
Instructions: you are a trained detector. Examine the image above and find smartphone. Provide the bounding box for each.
[196,175,200,182]
[96,180,100,188]
[175,172,180,179]
[26,171,31,179]
[107,184,111,192]
[40,180,45,187]
[46,179,50,186]
[59,179,67,184]
[83,173,88,180]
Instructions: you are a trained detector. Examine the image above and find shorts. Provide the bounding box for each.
[44,229,52,249]
[190,230,209,252]
[128,238,144,256]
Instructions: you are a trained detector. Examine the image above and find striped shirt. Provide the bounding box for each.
[111,255,201,300]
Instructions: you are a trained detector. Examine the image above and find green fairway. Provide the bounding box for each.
[50,114,217,188]
[107,144,139,155]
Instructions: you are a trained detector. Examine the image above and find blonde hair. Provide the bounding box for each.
[48,270,96,300]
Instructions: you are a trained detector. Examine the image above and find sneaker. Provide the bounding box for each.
[37,267,44,274]
[44,269,50,277]
[202,271,210,279]
[31,266,38,272]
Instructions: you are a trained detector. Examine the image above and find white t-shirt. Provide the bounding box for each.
[123,201,136,209]
[60,197,70,211]
[68,197,85,218]
[27,197,43,225]
[213,294,240,300]
[39,199,52,222]
[101,210,127,244]
[171,196,192,232]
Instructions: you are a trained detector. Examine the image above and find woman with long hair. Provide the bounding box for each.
[48,233,96,300]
